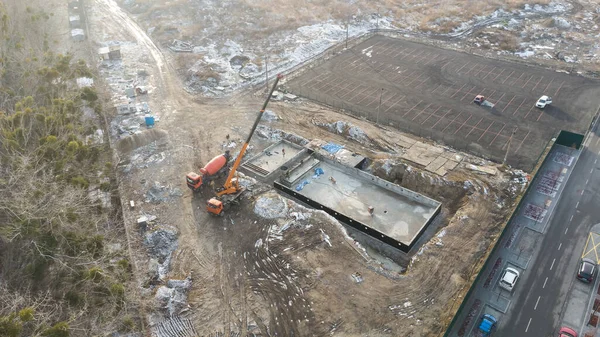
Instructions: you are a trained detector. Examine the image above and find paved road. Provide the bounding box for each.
[499,124,600,336]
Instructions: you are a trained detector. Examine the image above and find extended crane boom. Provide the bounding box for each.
[207,73,283,215]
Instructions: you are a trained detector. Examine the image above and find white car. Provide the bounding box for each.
[498,267,520,292]
[535,95,552,109]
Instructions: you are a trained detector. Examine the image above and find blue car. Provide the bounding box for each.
[478,314,497,336]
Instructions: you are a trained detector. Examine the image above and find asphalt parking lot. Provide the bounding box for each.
[287,35,600,170]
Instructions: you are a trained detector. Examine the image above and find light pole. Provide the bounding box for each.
[377,88,384,125]
[265,54,269,92]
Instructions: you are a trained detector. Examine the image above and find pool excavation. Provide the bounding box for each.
[242,140,442,252]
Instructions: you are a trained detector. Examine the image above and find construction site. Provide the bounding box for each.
[61,0,600,335]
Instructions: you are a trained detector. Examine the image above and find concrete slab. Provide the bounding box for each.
[245,141,303,176]
[561,284,591,332]
[287,160,439,248]
[426,156,448,172]
[402,141,444,167]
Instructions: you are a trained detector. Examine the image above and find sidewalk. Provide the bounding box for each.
[448,144,579,337]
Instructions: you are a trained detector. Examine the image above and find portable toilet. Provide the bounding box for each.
[144,114,155,128]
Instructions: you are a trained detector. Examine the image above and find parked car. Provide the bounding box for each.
[535,95,552,108]
[558,326,578,337]
[478,314,497,336]
[498,267,520,292]
[474,95,485,105]
[577,258,597,283]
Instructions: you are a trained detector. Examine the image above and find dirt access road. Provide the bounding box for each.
[89,0,519,336]
[287,35,600,171]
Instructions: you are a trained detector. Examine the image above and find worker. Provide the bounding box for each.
[329,176,336,184]
[226,134,230,142]
[209,180,215,190]
[282,148,285,157]
[368,206,374,216]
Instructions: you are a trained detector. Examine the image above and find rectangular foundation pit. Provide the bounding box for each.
[271,148,441,252]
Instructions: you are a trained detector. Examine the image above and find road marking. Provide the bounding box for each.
[576,201,580,208]
[534,296,541,310]
[558,243,562,251]
[525,318,532,332]
[550,258,556,270]
[581,190,585,196]
[595,159,598,164]
[587,179,590,185]
[570,215,574,222]
[543,277,548,288]
[565,227,569,234]
[592,168,595,174]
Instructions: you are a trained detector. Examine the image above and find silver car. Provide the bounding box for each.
[498,267,520,292]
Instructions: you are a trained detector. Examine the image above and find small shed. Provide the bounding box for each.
[108,45,121,60]
[71,29,85,41]
[69,15,81,28]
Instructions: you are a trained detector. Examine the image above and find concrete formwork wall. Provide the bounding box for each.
[242,140,308,181]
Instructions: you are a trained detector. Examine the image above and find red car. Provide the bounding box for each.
[558,326,577,337]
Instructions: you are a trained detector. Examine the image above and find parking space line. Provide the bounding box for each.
[532,76,544,92]
[405,73,426,87]
[489,123,506,146]
[402,100,424,118]
[331,82,355,97]
[424,54,442,65]
[344,86,370,101]
[493,68,506,80]
[477,121,494,141]
[464,63,483,76]
[512,72,526,86]
[482,66,497,80]
[414,51,431,64]
[431,108,453,129]
[474,65,492,77]
[501,70,516,84]
[514,130,531,154]
[380,92,399,108]
[493,93,506,106]
[522,74,534,88]
[340,84,365,100]
[397,47,419,61]
[466,117,484,138]
[536,107,545,122]
[554,80,565,96]
[421,106,442,125]
[414,77,430,89]
[460,86,480,101]
[384,95,406,112]
[442,112,462,132]
[524,105,537,119]
[455,61,471,74]
[431,84,444,94]
[411,103,433,121]
[454,115,473,135]
[450,83,467,98]
[502,96,517,113]
[355,89,379,104]
[542,79,555,93]
[364,92,384,108]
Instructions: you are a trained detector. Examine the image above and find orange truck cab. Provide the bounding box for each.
[207,198,223,216]
[186,152,230,192]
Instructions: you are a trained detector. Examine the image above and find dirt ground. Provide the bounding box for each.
[285,35,600,171]
[83,0,542,336]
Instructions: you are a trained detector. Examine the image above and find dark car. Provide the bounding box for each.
[577,258,597,283]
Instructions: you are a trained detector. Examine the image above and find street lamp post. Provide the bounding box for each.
[377,88,384,125]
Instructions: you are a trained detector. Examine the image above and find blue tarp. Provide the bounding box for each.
[295,180,310,191]
[321,142,343,154]
[313,167,324,177]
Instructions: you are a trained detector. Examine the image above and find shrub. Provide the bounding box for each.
[18,307,34,322]
[42,321,69,337]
